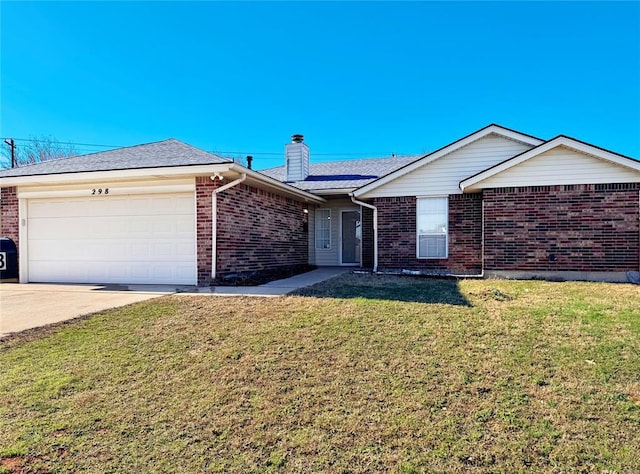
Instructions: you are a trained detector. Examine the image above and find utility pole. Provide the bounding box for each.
[3,139,16,168]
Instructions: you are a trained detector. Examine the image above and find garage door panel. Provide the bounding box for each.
[30,239,195,263]
[27,193,197,285]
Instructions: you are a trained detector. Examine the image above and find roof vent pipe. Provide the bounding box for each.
[246,155,253,170]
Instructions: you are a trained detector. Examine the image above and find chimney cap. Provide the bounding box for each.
[291,134,304,143]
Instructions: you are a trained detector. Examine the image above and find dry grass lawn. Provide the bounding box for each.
[1,274,639,473]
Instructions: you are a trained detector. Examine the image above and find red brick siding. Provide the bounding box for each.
[0,187,19,249]
[361,206,374,268]
[484,184,640,272]
[375,194,482,273]
[215,183,309,277]
[195,177,217,285]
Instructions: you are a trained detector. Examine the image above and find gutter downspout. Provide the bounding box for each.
[350,194,378,272]
[351,190,486,279]
[211,173,246,281]
[481,199,485,277]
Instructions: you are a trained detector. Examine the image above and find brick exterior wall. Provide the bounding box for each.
[484,184,640,272]
[197,180,309,284]
[361,206,374,268]
[195,177,217,285]
[0,186,19,248]
[375,193,483,273]
[3,180,309,286]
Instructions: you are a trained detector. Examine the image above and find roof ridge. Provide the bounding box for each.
[1,138,230,172]
[168,139,231,162]
[3,138,181,171]
[485,123,546,142]
[259,154,421,172]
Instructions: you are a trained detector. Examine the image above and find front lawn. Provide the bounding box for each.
[1,275,639,473]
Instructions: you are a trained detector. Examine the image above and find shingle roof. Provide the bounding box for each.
[0,139,229,177]
[259,155,422,191]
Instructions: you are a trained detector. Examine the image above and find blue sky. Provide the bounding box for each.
[1,1,639,170]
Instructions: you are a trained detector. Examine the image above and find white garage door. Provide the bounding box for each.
[27,193,196,285]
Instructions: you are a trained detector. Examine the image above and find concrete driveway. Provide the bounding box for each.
[0,283,173,338]
[0,268,351,338]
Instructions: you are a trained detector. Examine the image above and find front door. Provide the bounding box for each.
[341,210,361,265]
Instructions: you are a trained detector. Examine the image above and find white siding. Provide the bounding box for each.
[359,134,534,198]
[312,198,358,266]
[307,206,316,265]
[285,142,310,182]
[471,146,640,189]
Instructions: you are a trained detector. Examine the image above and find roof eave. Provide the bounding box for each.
[305,187,357,196]
[232,164,325,203]
[0,163,235,187]
[0,163,326,203]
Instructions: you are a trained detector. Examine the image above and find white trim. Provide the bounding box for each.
[18,198,28,283]
[314,208,332,251]
[350,195,378,272]
[353,125,543,198]
[0,164,227,187]
[17,184,195,199]
[460,136,640,191]
[0,162,325,204]
[193,192,198,287]
[416,196,449,259]
[238,165,325,204]
[309,188,360,196]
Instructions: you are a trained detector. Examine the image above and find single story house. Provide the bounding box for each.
[1,124,639,285]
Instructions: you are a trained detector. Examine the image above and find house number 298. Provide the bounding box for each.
[91,188,109,195]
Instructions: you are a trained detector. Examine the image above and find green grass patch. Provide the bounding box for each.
[1,275,639,472]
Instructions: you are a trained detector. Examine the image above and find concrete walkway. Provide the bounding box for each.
[0,267,350,337]
[206,266,350,296]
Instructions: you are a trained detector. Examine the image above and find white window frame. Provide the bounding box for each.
[416,196,448,259]
[315,208,331,250]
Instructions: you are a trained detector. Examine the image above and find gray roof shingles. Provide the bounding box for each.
[0,137,421,194]
[0,139,229,178]
[259,155,422,191]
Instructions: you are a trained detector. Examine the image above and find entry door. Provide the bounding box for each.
[341,211,361,265]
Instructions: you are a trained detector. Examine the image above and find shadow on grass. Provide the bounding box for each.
[291,273,471,306]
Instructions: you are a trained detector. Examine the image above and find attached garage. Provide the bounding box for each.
[0,138,325,286]
[0,139,230,286]
[25,191,197,285]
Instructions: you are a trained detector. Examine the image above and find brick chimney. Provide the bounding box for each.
[285,134,309,182]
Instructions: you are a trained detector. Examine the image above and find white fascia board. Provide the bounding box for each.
[17,184,196,199]
[235,164,326,203]
[0,162,326,203]
[0,163,236,187]
[353,124,544,198]
[485,125,544,147]
[460,136,640,191]
[308,188,358,196]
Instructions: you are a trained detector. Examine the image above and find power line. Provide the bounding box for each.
[2,137,125,149]
[1,137,411,158]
